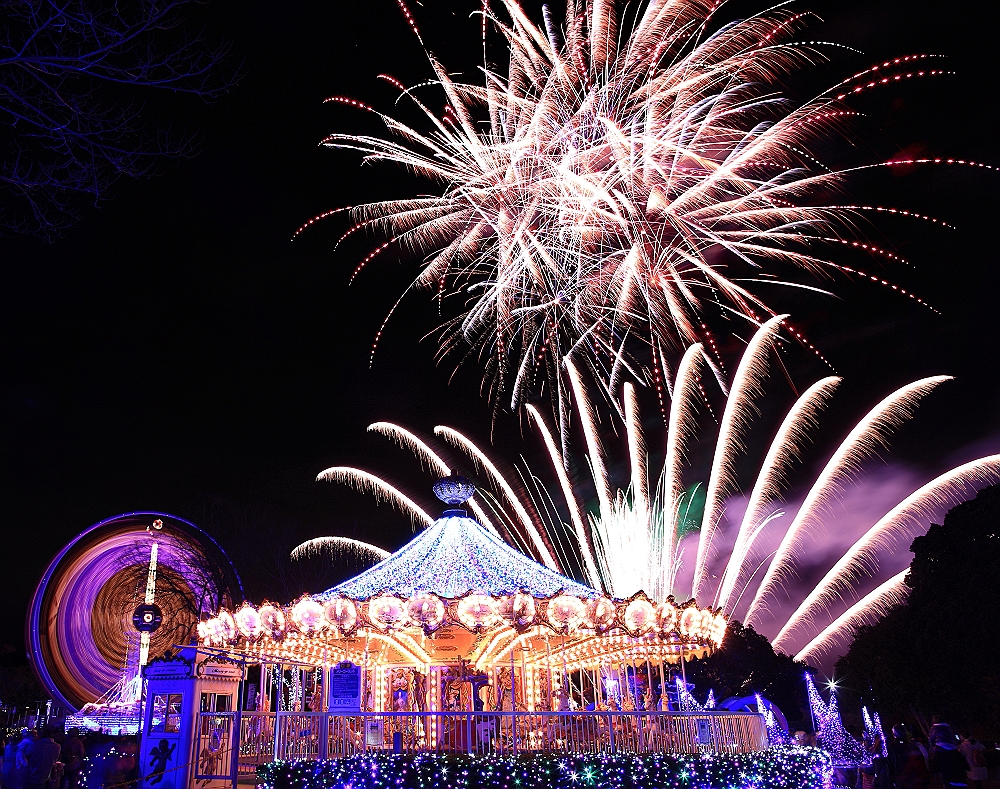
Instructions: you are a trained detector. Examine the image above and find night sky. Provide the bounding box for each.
[2,0,998,654]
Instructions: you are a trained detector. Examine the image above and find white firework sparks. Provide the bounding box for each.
[290,536,391,563]
[298,0,985,667]
[308,0,947,415]
[314,321,1000,664]
[793,570,910,664]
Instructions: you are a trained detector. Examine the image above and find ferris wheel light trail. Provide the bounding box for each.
[28,513,242,711]
[137,541,158,668]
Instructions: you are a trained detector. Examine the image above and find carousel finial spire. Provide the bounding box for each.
[433,470,475,506]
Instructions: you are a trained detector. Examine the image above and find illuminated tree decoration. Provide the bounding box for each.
[805,673,868,766]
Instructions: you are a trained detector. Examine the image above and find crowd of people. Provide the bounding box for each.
[0,717,996,789]
[863,719,998,789]
[0,729,137,789]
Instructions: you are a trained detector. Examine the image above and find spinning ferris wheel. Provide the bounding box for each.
[27,512,243,712]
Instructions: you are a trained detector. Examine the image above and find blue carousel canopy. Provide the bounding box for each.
[321,508,599,601]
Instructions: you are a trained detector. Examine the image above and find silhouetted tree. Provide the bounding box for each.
[0,0,235,237]
[684,620,813,728]
[837,483,1000,738]
[0,644,46,709]
[116,536,239,655]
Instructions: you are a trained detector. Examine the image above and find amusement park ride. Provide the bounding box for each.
[25,494,883,789]
[27,512,243,733]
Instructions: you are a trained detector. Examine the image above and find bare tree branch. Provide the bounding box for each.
[0,0,238,237]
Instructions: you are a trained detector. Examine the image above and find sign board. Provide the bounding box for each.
[365,717,384,747]
[328,662,362,711]
[696,718,713,744]
[197,662,243,680]
[144,662,191,680]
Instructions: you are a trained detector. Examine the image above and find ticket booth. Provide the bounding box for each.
[139,649,243,789]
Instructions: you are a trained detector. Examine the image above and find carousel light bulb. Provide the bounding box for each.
[368,595,408,630]
[290,597,325,635]
[235,604,263,639]
[259,604,286,640]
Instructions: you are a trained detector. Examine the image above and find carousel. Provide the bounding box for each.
[198,474,726,726]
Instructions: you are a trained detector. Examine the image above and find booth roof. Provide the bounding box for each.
[320,509,600,601]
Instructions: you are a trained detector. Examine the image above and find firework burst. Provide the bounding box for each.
[314,322,1000,664]
[310,0,950,414]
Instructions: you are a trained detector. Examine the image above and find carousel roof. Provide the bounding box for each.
[198,477,728,667]
[321,505,599,601]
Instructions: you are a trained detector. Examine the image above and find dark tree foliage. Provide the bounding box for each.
[0,644,46,709]
[684,620,813,728]
[0,0,234,238]
[837,483,1000,738]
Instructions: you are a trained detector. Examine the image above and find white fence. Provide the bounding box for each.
[206,710,766,771]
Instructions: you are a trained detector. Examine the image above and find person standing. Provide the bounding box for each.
[959,733,988,789]
[10,731,36,789]
[889,725,930,789]
[59,731,84,789]
[1,736,15,789]
[23,730,60,789]
[931,729,970,789]
[930,716,957,748]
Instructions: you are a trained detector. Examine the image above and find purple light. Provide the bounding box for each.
[28,512,242,710]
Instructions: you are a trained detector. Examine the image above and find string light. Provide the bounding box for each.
[258,748,832,789]
[320,509,598,601]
